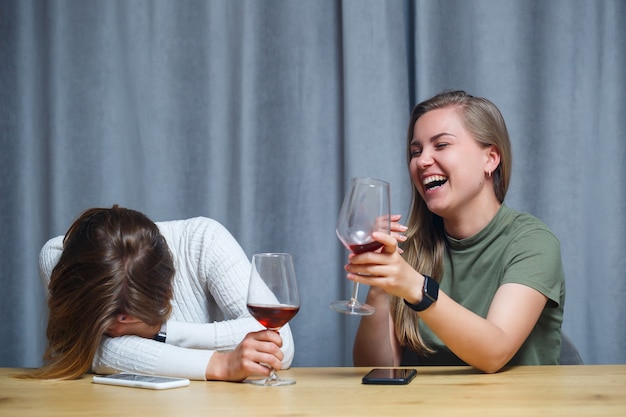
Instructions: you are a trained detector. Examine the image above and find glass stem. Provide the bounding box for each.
[267,368,278,382]
[349,282,360,306]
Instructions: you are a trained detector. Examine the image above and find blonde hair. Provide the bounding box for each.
[391,91,512,355]
[23,205,174,379]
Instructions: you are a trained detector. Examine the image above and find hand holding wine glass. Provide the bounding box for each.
[331,177,391,315]
[247,253,300,386]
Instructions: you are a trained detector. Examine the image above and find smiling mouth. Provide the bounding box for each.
[423,175,448,191]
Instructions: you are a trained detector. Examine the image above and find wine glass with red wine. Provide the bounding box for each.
[247,253,300,386]
[330,177,390,315]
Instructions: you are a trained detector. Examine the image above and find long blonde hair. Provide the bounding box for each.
[23,206,174,379]
[391,91,512,354]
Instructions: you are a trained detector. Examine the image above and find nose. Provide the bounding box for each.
[416,149,434,169]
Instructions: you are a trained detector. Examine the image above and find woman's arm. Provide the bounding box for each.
[167,320,294,369]
[94,328,291,381]
[353,287,400,366]
[93,335,214,380]
[417,283,547,373]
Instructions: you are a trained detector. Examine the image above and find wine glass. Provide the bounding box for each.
[247,253,300,386]
[330,177,390,315]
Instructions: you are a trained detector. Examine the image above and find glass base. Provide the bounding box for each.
[330,299,376,316]
[248,376,296,386]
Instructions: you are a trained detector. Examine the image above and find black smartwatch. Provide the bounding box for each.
[404,275,439,312]
[153,322,167,343]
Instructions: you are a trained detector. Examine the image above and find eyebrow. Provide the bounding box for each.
[410,132,456,147]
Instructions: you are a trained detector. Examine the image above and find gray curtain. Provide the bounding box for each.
[1,0,624,368]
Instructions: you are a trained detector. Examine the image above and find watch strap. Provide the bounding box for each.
[404,275,439,312]
[153,322,167,343]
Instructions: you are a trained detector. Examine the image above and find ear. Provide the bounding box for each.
[485,146,501,176]
[116,313,142,324]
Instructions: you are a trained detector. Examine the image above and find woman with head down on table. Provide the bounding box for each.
[26,205,293,381]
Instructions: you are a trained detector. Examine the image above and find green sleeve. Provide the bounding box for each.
[501,227,565,307]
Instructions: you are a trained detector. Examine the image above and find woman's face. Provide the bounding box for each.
[409,107,494,220]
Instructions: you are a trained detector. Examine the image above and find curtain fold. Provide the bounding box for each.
[1,0,624,368]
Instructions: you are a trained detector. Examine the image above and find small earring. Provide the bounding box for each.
[488,170,492,178]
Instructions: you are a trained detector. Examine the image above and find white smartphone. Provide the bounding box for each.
[92,373,190,390]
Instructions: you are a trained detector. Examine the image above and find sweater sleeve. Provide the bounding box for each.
[166,320,295,369]
[39,236,64,290]
[92,335,213,380]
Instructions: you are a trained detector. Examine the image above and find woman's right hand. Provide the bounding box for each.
[204,330,284,381]
[346,231,423,303]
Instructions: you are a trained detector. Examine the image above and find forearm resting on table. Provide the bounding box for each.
[419,287,543,373]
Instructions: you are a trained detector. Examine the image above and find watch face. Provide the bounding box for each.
[424,276,439,301]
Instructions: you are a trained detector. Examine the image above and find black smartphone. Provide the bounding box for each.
[361,368,417,385]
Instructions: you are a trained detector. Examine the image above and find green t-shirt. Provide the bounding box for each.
[414,204,565,366]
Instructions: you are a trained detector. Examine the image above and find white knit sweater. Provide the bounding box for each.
[39,217,294,380]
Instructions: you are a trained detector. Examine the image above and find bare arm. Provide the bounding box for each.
[417,283,547,373]
[353,287,400,366]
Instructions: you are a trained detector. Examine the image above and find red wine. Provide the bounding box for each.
[349,241,383,254]
[247,304,299,330]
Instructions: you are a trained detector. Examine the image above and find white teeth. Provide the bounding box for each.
[423,175,447,186]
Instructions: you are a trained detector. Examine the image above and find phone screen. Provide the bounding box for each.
[362,368,417,385]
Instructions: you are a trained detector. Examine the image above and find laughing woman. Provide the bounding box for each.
[351,91,565,373]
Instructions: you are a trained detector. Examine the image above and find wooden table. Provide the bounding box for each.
[1,366,625,416]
